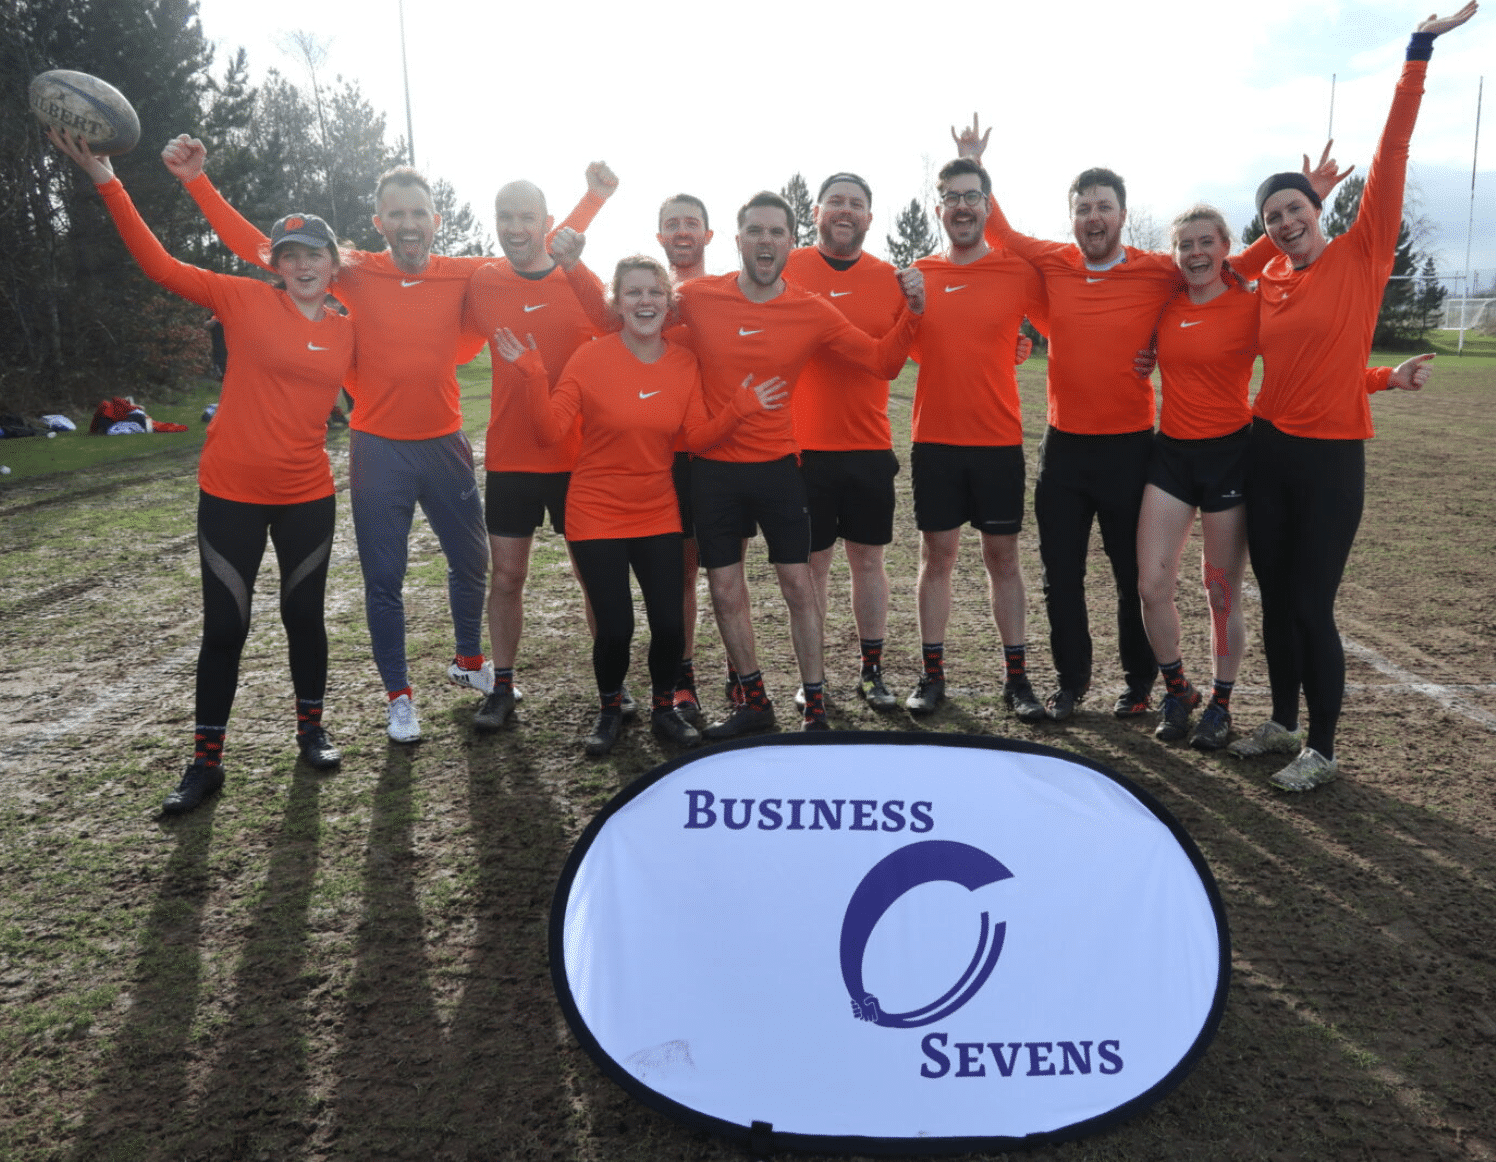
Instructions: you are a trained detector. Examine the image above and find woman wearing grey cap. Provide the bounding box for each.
[1225,4,1475,791]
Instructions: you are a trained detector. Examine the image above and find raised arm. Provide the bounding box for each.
[163,134,274,270]
[51,129,218,308]
[549,161,619,242]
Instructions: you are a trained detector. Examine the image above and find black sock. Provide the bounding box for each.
[1159,658,1190,697]
[860,638,885,675]
[1003,644,1027,681]
[921,642,944,681]
[193,725,226,768]
[1211,679,1235,710]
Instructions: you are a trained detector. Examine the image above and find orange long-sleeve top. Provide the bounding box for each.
[983,206,1179,434]
[783,248,907,451]
[464,260,612,473]
[674,273,918,463]
[1232,59,1427,439]
[183,172,603,442]
[909,247,1044,447]
[98,178,352,506]
[1154,285,1258,440]
[513,336,756,541]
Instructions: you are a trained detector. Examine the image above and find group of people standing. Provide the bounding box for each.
[47,1,1472,813]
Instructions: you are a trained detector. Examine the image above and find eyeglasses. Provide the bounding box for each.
[940,190,986,208]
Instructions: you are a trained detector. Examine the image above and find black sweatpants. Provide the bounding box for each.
[1245,419,1365,758]
[1033,426,1156,694]
[196,490,335,726]
[569,534,686,697]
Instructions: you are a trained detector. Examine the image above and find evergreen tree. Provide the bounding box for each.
[1240,217,1264,247]
[885,198,938,268]
[780,172,816,247]
[433,178,492,258]
[1417,254,1446,337]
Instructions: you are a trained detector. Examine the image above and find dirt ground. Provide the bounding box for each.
[2,356,1495,1162]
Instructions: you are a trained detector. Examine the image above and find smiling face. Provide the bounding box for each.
[614,264,672,344]
[657,199,713,274]
[273,241,337,307]
[938,172,989,251]
[1171,218,1229,292]
[1261,188,1326,266]
[495,183,553,272]
[373,182,438,273]
[1071,184,1125,264]
[736,204,793,288]
[814,180,872,259]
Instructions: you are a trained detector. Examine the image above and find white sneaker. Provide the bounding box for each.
[447,659,494,695]
[1227,720,1305,758]
[387,693,422,743]
[1269,747,1339,792]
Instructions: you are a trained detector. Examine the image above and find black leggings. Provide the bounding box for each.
[569,534,685,697]
[1244,420,1364,757]
[196,490,335,727]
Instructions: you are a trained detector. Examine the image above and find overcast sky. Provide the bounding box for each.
[191,0,1494,289]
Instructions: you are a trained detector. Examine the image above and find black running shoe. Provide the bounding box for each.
[1154,684,1201,742]
[162,762,224,815]
[702,702,777,741]
[1190,701,1232,751]
[1113,686,1153,718]
[1002,677,1045,724]
[297,725,342,769]
[584,710,624,757]
[905,677,946,715]
[651,708,702,748]
[857,669,898,712]
[1045,688,1081,722]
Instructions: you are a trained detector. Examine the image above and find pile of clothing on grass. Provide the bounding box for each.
[87,397,188,435]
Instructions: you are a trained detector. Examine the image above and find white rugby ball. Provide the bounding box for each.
[30,70,140,156]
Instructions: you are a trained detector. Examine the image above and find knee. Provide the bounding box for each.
[1138,567,1174,609]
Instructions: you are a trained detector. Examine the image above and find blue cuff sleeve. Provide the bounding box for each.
[1407,31,1435,61]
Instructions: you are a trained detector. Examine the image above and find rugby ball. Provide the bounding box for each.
[29,70,140,156]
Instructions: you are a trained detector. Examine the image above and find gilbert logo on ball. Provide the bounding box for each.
[551,733,1229,1155]
[29,70,140,156]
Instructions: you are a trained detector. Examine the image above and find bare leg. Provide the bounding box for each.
[488,534,532,670]
[915,528,961,645]
[706,563,758,677]
[1136,484,1197,668]
[980,531,1026,646]
[1200,504,1249,683]
[844,540,890,644]
[774,561,825,686]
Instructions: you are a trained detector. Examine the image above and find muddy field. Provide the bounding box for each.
[2,355,1494,1161]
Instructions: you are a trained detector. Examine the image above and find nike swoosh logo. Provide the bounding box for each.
[1179,320,1204,328]
[307,343,329,351]
[1086,277,1106,284]
[829,290,850,298]
[401,279,424,287]
[943,284,967,293]
[639,391,661,400]
[523,304,547,313]
[738,327,763,336]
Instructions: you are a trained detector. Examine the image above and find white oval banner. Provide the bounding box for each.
[551,733,1229,1155]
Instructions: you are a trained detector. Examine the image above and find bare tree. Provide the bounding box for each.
[1123,205,1164,251]
[276,30,339,234]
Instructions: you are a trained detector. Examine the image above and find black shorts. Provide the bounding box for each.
[674,452,757,542]
[485,470,570,537]
[691,457,810,569]
[800,449,899,552]
[910,442,1025,535]
[1147,426,1249,513]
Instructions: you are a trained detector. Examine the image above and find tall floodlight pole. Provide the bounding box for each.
[1461,76,1483,355]
[1328,74,1337,139]
[399,0,416,165]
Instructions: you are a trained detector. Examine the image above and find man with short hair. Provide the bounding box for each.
[465,170,621,732]
[658,194,713,283]
[903,158,1047,722]
[955,122,1176,722]
[782,172,906,711]
[655,192,718,721]
[168,142,613,741]
[676,190,923,736]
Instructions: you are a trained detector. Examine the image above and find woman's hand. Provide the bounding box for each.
[1303,141,1355,201]
[1418,2,1477,37]
[493,327,537,364]
[48,128,113,184]
[161,134,207,183]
